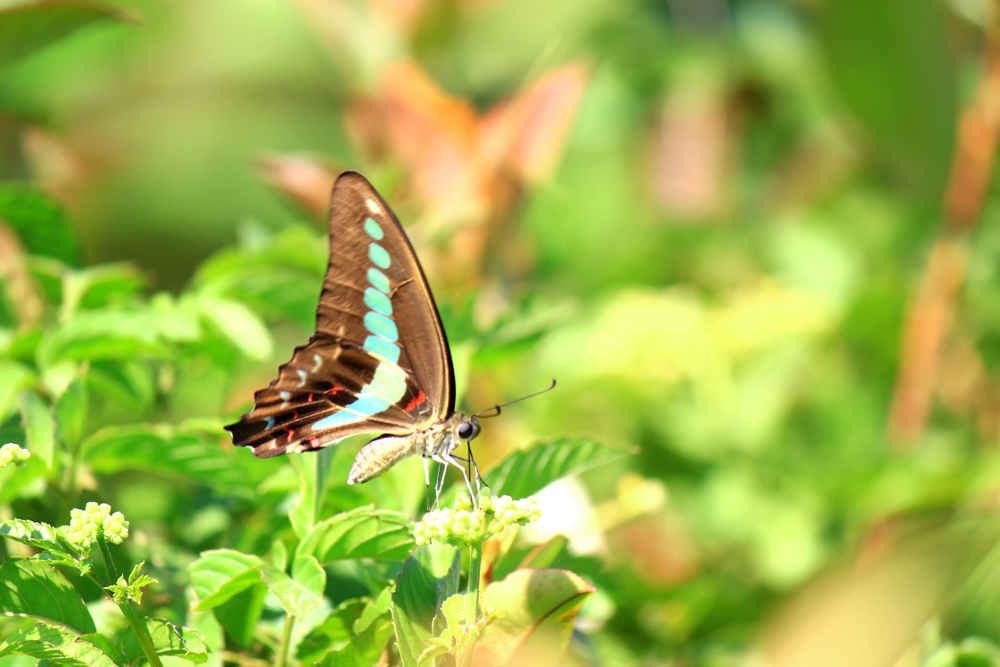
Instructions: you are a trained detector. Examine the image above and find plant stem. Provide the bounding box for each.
[466,540,482,627]
[118,599,164,667]
[275,614,296,667]
[458,539,484,667]
[95,533,164,667]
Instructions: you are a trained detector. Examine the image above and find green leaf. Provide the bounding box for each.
[473,568,594,666]
[0,184,80,265]
[212,583,267,650]
[0,518,79,560]
[259,554,326,618]
[391,544,461,667]
[71,264,146,310]
[37,309,170,367]
[312,620,393,667]
[297,506,415,563]
[0,558,96,634]
[196,294,273,360]
[0,359,33,424]
[516,535,569,570]
[270,537,289,572]
[188,549,265,610]
[0,0,131,76]
[0,622,115,666]
[821,0,955,205]
[297,598,368,664]
[18,390,56,471]
[77,634,125,666]
[81,424,253,491]
[289,453,319,538]
[120,617,208,665]
[354,585,392,633]
[484,438,631,500]
[54,375,87,449]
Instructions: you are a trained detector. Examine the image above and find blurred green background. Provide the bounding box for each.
[5,0,1000,665]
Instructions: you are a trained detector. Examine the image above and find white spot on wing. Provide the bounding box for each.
[366,199,380,214]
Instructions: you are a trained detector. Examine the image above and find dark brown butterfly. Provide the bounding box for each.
[225,171,482,497]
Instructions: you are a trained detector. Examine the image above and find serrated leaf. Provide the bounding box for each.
[77,633,126,665]
[196,295,273,360]
[391,544,461,667]
[485,438,631,500]
[188,549,265,610]
[120,617,208,665]
[312,620,393,667]
[296,506,415,563]
[0,518,78,559]
[18,390,56,471]
[439,593,468,635]
[472,568,594,666]
[0,558,95,633]
[0,0,131,75]
[259,554,325,618]
[0,622,115,666]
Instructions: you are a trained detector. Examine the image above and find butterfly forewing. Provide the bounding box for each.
[225,172,451,458]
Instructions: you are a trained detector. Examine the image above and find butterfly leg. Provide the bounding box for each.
[433,452,477,505]
[450,454,488,497]
[432,459,448,508]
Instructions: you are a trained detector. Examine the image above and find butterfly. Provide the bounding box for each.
[225,171,484,498]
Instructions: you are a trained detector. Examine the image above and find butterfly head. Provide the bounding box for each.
[455,416,481,443]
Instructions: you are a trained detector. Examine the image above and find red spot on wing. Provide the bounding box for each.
[403,390,426,414]
[308,436,319,447]
[307,393,313,403]
[329,386,343,395]
[293,410,299,420]
[285,428,294,443]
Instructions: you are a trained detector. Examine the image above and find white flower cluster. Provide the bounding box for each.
[64,502,129,549]
[414,507,484,545]
[414,493,542,546]
[0,443,30,468]
[480,494,542,527]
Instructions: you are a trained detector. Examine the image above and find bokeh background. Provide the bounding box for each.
[5,0,1000,665]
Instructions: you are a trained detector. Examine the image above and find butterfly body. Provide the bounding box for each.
[348,413,481,484]
[226,171,482,495]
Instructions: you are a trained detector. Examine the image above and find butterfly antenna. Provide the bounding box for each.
[474,379,557,419]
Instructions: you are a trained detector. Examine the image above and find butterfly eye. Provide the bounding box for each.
[457,421,477,441]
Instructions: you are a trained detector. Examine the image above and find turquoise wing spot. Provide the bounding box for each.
[364,335,400,364]
[348,394,390,416]
[309,363,407,432]
[364,217,384,240]
[265,417,275,430]
[279,391,290,402]
[364,311,398,341]
[364,287,392,316]
[366,364,406,401]
[296,369,307,387]
[312,411,363,430]
[368,268,390,293]
[369,243,391,269]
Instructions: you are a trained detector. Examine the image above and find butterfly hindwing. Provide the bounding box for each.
[225,172,449,458]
